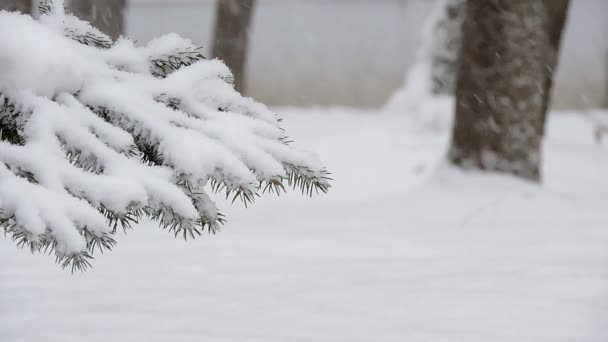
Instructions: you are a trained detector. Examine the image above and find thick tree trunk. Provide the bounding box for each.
[448,0,552,181]
[0,0,31,13]
[68,0,126,40]
[212,0,256,94]
[540,0,570,133]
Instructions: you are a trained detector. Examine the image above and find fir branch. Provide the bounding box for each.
[56,251,93,273]
[258,178,286,196]
[209,178,258,207]
[37,0,53,15]
[88,105,164,166]
[284,163,332,196]
[1,209,114,273]
[150,49,206,78]
[0,95,25,145]
[156,94,182,111]
[39,0,114,49]
[5,164,38,184]
[147,205,206,240]
[65,28,113,49]
[0,8,330,271]
[82,228,117,254]
[175,175,225,234]
[98,204,146,234]
[59,141,105,174]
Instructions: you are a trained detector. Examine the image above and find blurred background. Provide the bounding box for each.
[15,0,600,109]
[125,0,608,109]
[2,2,608,341]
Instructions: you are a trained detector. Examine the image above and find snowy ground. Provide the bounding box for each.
[1,108,608,342]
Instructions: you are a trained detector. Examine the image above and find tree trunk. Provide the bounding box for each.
[605,50,608,108]
[448,0,553,181]
[212,0,256,94]
[0,0,31,13]
[68,0,126,40]
[539,0,570,133]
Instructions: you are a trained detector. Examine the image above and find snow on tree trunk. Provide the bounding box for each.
[212,0,256,94]
[540,0,570,134]
[384,0,465,130]
[0,0,329,271]
[67,0,125,40]
[448,0,551,181]
[0,0,32,13]
[426,0,466,96]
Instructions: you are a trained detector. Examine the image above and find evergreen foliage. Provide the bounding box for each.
[0,0,329,271]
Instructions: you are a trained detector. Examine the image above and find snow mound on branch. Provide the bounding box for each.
[0,13,89,97]
[0,4,329,270]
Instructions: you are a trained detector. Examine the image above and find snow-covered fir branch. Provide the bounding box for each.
[0,0,330,271]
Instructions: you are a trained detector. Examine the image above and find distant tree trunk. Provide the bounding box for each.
[68,0,126,40]
[426,0,466,96]
[448,0,555,181]
[540,0,570,133]
[0,0,31,13]
[605,50,608,108]
[212,0,256,94]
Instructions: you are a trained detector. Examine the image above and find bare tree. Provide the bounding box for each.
[448,0,568,181]
[212,0,256,94]
[67,0,126,40]
[0,0,31,13]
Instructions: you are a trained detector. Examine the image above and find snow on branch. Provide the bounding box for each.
[0,1,329,271]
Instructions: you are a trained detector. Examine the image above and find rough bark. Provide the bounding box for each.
[68,0,126,40]
[0,0,31,13]
[539,0,570,133]
[448,0,551,181]
[212,0,256,94]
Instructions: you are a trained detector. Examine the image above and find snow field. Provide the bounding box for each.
[1,108,607,341]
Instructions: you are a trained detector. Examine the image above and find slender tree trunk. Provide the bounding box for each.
[68,0,126,40]
[448,0,553,181]
[605,50,608,107]
[0,0,31,13]
[540,0,570,133]
[212,0,256,94]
